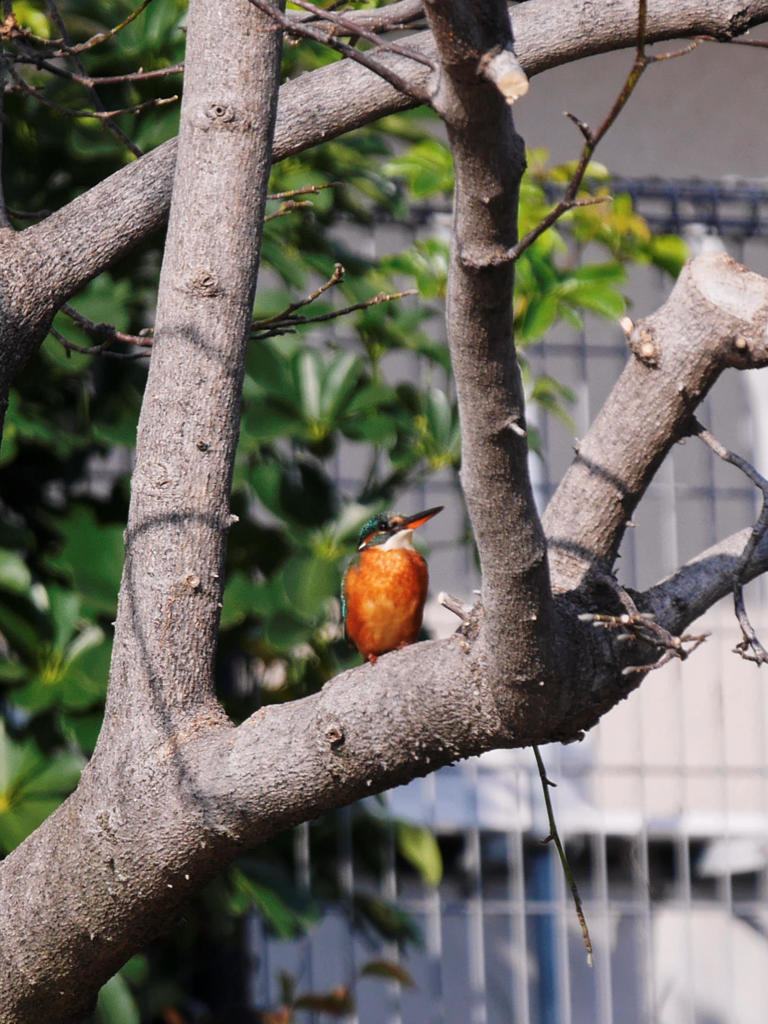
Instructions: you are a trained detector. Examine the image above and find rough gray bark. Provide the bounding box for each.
[3,1,768,1020]
[424,0,559,732]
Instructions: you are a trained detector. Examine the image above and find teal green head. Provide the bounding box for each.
[355,506,444,552]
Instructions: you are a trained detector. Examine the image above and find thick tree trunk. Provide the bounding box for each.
[0,0,284,1018]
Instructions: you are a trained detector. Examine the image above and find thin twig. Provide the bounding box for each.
[291,0,425,35]
[7,66,178,119]
[263,182,339,222]
[246,0,432,104]
[585,572,708,674]
[438,592,472,622]
[47,0,156,57]
[691,418,768,664]
[469,0,696,269]
[44,0,143,158]
[13,51,183,87]
[265,199,314,221]
[254,263,346,329]
[499,0,651,265]
[50,325,149,360]
[532,744,593,967]
[287,0,435,70]
[251,288,417,340]
[695,34,768,50]
[267,182,339,201]
[61,303,153,347]
[6,207,51,220]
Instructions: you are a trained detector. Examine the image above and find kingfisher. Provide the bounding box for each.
[342,505,443,663]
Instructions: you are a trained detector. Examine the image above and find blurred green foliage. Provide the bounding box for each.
[0,2,686,1019]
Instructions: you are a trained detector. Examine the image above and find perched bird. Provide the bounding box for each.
[342,506,443,663]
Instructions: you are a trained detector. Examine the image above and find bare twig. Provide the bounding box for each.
[532,745,593,967]
[7,66,178,120]
[13,52,183,88]
[50,325,149,360]
[46,0,156,57]
[287,0,435,71]
[465,0,699,269]
[254,263,346,329]
[246,0,432,105]
[438,592,472,622]
[6,207,51,220]
[267,182,339,201]
[695,34,768,50]
[264,182,339,221]
[291,0,425,35]
[585,572,709,674]
[264,199,313,221]
[43,0,143,158]
[691,418,768,664]
[251,288,417,340]
[499,0,652,265]
[61,303,153,347]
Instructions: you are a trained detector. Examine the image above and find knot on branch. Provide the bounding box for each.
[477,45,529,106]
[202,102,246,131]
[627,323,659,366]
[502,410,527,438]
[185,270,221,297]
[324,722,345,749]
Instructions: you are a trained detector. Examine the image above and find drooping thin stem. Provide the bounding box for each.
[532,744,593,966]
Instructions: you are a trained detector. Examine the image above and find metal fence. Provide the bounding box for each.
[252,180,768,1024]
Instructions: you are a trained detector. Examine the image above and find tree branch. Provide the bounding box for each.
[543,254,768,593]
[4,0,768,436]
[643,526,768,636]
[423,0,558,725]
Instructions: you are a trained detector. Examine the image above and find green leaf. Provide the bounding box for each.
[320,352,363,423]
[47,586,81,652]
[95,972,140,1024]
[44,507,124,617]
[383,139,454,198]
[228,866,319,938]
[518,293,559,342]
[296,350,323,423]
[220,572,273,629]
[572,262,628,284]
[0,551,32,594]
[648,233,689,276]
[565,281,626,319]
[396,822,443,886]
[280,554,339,620]
[424,388,453,447]
[0,721,84,852]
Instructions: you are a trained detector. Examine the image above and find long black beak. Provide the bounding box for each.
[402,506,443,530]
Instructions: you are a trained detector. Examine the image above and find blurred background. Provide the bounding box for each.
[2,4,768,1022]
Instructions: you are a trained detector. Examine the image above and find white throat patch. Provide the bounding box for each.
[380,529,416,551]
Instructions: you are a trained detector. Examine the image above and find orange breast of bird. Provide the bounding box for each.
[343,547,429,661]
